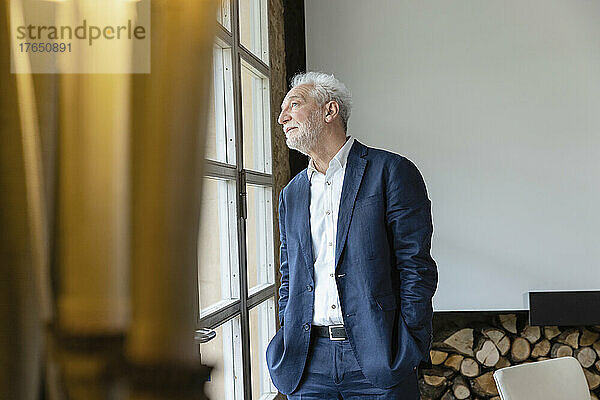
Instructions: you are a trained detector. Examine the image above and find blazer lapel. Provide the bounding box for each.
[335,141,367,269]
[295,172,315,280]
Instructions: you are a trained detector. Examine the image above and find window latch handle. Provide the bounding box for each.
[194,328,217,344]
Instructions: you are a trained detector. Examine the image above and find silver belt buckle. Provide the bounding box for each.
[328,325,345,341]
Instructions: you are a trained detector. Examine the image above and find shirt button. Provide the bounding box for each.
[306,285,313,292]
[303,323,310,331]
[326,181,331,185]
[328,241,332,246]
[326,210,331,215]
[331,304,336,309]
[330,273,334,278]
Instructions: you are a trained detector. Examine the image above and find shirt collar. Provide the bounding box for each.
[307,136,355,181]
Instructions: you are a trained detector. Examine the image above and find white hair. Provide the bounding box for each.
[290,72,352,131]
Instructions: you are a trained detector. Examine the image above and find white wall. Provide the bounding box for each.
[305,0,600,311]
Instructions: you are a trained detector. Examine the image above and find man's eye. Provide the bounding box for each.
[291,103,298,108]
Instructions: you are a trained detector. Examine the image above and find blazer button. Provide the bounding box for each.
[303,323,310,331]
[306,285,313,292]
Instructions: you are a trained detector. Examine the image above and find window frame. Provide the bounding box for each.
[199,1,277,399]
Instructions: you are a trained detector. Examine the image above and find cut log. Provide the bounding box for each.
[584,369,600,390]
[556,329,580,349]
[580,329,600,346]
[441,390,457,400]
[510,337,531,362]
[471,372,499,397]
[495,356,511,369]
[419,377,447,399]
[482,328,510,356]
[421,366,454,379]
[499,314,517,334]
[591,392,599,400]
[550,343,573,358]
[442,328,475,356]
[593,340,600,357]
[490,397,501,400]
[475,339,500,367]
[444,354,464,371]
[482,328,506,343]
[424,375,446,387]
[431,350,449,365]
[452,376,470,400]
[596,360,600,371]
[544,326,561,340]
[460,357,480,378]
[574,347,597,368]
[497,336,510,356]
[531,338,551,358]
[521,325,541,344]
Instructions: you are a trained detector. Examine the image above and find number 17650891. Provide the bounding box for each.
[19,42,71,52]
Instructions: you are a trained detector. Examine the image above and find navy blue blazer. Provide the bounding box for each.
[266,140,438,394]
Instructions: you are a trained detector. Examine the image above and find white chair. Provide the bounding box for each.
[493,356,590,400]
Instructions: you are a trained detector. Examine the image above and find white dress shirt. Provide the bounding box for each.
[307,136,355,326]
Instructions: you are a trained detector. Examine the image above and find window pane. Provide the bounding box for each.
[198,178,240,313]
[245,184,274,292]
[249,298,277,399]
[241,60,271,173]
[201,316,244,400]
[238,0,268,63]
[206,44,236,165]
[216,0,231,31]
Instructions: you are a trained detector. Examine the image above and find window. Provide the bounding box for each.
[238,0,268,63]
[241,60,271,173]
[198,1,276,399]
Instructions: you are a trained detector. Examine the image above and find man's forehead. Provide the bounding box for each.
[285,94,304,101]
[283,85,313,103]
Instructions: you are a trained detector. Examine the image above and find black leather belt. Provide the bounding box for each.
[312,324,347,341]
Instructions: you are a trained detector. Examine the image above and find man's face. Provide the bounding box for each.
[278,84,324,155]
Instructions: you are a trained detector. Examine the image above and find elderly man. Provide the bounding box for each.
[266,72,438,399]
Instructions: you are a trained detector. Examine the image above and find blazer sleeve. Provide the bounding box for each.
[277,190,289,326]
[386,156,438,359]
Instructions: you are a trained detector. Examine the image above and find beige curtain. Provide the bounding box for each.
[1,0,52,399]
[1,0,217,398]
[126,0,217,366]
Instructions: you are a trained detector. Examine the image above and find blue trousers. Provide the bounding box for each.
[288,335,420,399]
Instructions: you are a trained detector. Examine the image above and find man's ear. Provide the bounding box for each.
[324,101,339,123]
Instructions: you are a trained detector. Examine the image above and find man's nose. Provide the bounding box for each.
[278,109,290,125]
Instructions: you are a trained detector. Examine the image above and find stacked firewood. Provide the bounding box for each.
[418,314,600,400]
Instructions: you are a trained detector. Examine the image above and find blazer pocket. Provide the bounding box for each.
[401,302,429,329]
[374,293,397,311]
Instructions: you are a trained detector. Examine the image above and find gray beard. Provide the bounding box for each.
[285,112,324,155]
